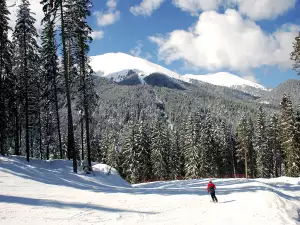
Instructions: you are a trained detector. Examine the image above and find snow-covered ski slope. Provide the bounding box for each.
[0,156,299,225]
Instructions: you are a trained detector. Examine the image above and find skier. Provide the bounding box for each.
[207,179,218,203]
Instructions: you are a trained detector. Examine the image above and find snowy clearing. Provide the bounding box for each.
[0,156,299,225]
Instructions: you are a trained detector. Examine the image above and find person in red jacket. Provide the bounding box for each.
[207,179,218,203]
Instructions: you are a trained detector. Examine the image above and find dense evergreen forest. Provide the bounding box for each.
[0,0,300,183]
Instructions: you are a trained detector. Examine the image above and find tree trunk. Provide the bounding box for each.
[24,21,30,162]
[19,117,22,155]
[30,129,34,158]
[15,107,20,155]
[46,142,49,160]
[84,95,91,170]
[53,62,63,159]
[81,115,84,160]
[38,109,43,160]
[244,148,248,179]
[82,59,91,170]
[0,48,4,155]
[60,1,77,172]
[231,147,236,178]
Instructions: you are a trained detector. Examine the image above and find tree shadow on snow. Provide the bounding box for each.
[1,157,300,203]
[0,195,156,214]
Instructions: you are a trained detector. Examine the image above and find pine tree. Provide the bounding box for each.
[40,12,63,159]
[72,0,97,171]
[218,121,235,177]
[138,120,151,181]
[41,0,78,172]
[236,116,253,178]
[176,119,186,177]
[294,108,300,174]
[199,113,217,177]
[0,0,13,155]
[294,107,300,150]
[169,129,182,179]
[150,119,169,180]
[267,114,283,177]
[13,0,40,162]
[254,107,270,178]
[279,95,300,177]
[121,119,143,183]
[290,32,300,76]
[183,114,199,178]
[98,130,111,163]
[247,118,256,178]
[106,134,119,170]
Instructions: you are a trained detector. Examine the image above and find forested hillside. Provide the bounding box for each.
[1,0,300,184]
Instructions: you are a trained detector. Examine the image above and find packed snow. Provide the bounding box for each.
[1,156,299,225]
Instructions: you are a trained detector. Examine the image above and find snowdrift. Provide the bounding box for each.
[0,155,130,190]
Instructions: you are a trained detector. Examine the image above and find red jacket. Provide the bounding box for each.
[207,182,216,193]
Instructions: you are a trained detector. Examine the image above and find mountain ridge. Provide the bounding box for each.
[89,52,268,93]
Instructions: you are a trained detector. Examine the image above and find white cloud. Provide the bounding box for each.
[130,41,143,57]
[130,41,153,59]
[130,0,165,16]
[242,75,259,83]
[94,11,120,27]
[91,30,104,40]
[149,10,299,71]
[8,0,44,37]
[172,0,224,15]
[234,0,296,20]
[241,70,260,83]
[144,52,153,60]
[131,0,296,20]
[106,0,117,9]
[94,0,120,27]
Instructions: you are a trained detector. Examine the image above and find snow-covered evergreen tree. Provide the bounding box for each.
[12,0,40,162]
[169,129,182,179]
[294,107,300,152]
[0,0,13,155]
[121,119,144,183]
[72,0,97,171]
[183,114,200,178]
[279,95,300,177]
[290,31,300,75]
[41,0,78,172]
[267,114,283,177]
[150,119,169,180]
[199,113,217,177]
[138,120,152,181]
[236,116,254,178]
[105,131,119,170]
[99,130,111,164]
[40,12,63,159]
[218,121,235,177]
[244,118,255,178]
[254,107,270,178]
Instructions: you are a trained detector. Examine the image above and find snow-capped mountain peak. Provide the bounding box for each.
[183,72,266,90]
[90,53,267,93]
[90,52,182,81]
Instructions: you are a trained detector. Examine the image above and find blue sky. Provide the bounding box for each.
[85,0,300,88]
[8,0,300,88]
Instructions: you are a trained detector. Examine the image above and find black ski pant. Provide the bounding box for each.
[210,193,218,202]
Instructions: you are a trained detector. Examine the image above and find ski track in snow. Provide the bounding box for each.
[0,156,299,225]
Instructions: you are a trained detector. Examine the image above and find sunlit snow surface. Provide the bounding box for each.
[0,156,299,225]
